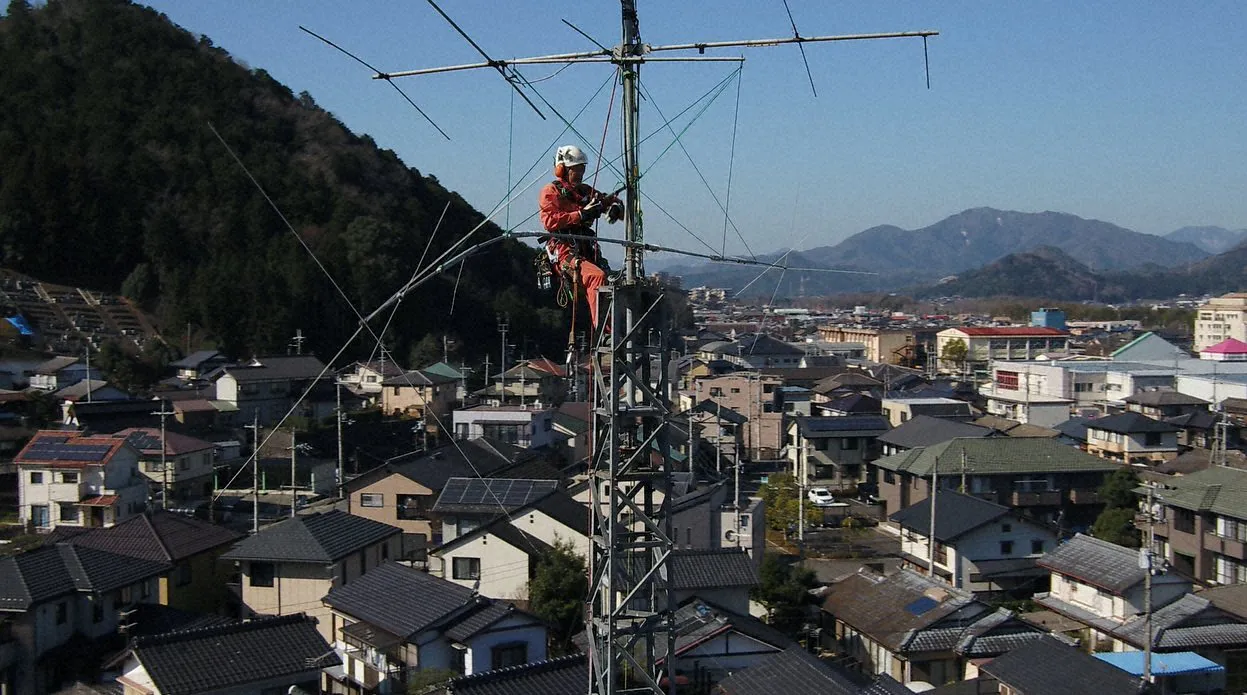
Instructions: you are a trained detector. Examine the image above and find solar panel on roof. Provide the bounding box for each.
[905,597,939,616]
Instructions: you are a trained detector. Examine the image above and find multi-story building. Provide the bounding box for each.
[380,368,460,433]
[451,405,558,449]
[1149,466,1247,584]
[870,437,1119,526]
[15,430,148,530]
[1083,412,1181,464]
[990,360,1179,412]
[816,326,917,366]
[1194,292,1247,353]
[115,427,216,502]
[688,372,784,459]
[211,355,333,426]
[936,327,1070,374]
[786,415,890,491]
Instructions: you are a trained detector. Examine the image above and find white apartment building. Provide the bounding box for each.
[1194,293,1247,353]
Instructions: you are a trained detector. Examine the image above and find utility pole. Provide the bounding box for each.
[1142,481,1157,687]
[336,381,345,499]
[244,414,261,534]
[289,428,298,519]
[290,329,306,355]
[928,453,939,577]
[497,315,510,377]
[84,346,93,404]
[152,401,176,510]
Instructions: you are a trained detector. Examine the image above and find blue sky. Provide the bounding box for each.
[138,1,1247,257]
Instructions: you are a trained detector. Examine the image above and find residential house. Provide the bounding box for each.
[820,568,1046,686]
[989,360,1179,413]
[551,402,590,468]
[889,490,1058,595]
[218,510,403,642]
[0,543,168,694]
[703,333,807,370]
[435,653,587,695]
[975,636,1142,695]
[55,379,131,405]
[1124,390,1210,419]
[936,327,1070,373]
[686,399,748,472]
[29,356,100,393]
[814,393,883,417]
[688,373,784,458]
[451,405,558,449]
[339,359,406,395]
[817,326,917,366]
[1033,533,1192,652]
[812,371,883,402]
[15,430,148,530]
[49,511,241,614]
[167,350,228,382]
[870,438,1120,526]
[115,614,337,695]
[1148,465,1247,584]
[876,415,996,457]
[431,489,590,601]
[432,477,563,546]
[321,562,547,693]
[473,359,566,408]
[1084,412,1181,464]
[346,439,536,551]
[978,381,1072,429]
[380,368,460,433]
[787,415,890,491]
[668,548,759,614]
[1194,293,1247,353]
[211,355,332,426]
[880,397,976,429]
[114,428,215,502]
[715,646,880,695]
[970,415,1059,439]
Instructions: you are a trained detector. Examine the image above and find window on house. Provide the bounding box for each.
[30,471,43,484]
[250,562,276,587]
[491,642,528,669]
[710,387,723,397]
[1001,523,1012,533]
[1145,432,1162,446]
[1174,508,1196,534]
[900,412,909,422]
[59,503,79,523]
[730,388,741,394]
[30,505,49,527]
[1031,539,1045,554]
[1000,541,1014,555]
[842,438,859,450]
[179,459,189,471]
[176,562,193,587]
[360,553,367,577]
[56,602,67,625]
[763,384,775,394]
[61,471,78,484]
[453,557,481,580]
[360,493,383,508]
[382,543,389,561]
[92,601,104,624]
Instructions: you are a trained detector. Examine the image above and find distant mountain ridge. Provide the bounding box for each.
[667,208,1209,296]
[1164,226,1247,254]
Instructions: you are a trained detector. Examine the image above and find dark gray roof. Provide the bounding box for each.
[130,614,338,695]
[1112,593,1247,649]
[1053,416,1091,442]
[795,415,891,438]
[1037,534,1146,594]
[380,368,459,387]
[168,350,224,369]
[981,636,1141,695]
[434,516,554,558]
[323,562,476,638]
[444,602,535,643]
[216,355,328,383]
[670,549,759,590]
[350,439,531,493]
[0,544,169,611]
[432,478,559,515]
[529,490,591,537]
[219,510,400,563]
[53,512,241,564]
[726,333,806,356]
[716,647,860,695]
[444,653,587,695]
[820,393,882,414]
[1087,411,1180,434]
[1165,410,1219,430]
[888,490,1012,542]
[690,398,749,425]
[822,570,988,652]
[876,415,994,450]
[662,597,794,662]
[1124,390,1209,407]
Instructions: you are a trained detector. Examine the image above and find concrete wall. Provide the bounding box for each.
[435,532,530,601]
[350,475,435,545]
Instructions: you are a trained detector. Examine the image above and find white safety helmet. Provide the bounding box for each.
[555,145,588,169]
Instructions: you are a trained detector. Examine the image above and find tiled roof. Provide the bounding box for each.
[1150,465,1247,519]
[888,490,1011,542]
[550,411,589,435]
[130,614,337,695]
[795,415,891,438]
[433,516,554,558]
[1037,534,1148,594]
[1124,390,1209,407]
[114,428,215,456]
[350,439,531,493]
[724,333,806,356]
[689,398,749,425]
[55,379,123,401]
[821,393,882,414]
[716,647,860,695]
[444,653,587,695]
[1111,593,1247,649]
[323,562,476,638]
[1165,410,1220,430]
[380,368,459,386]
[1197,583,1247,620]
[220,510,400,563]
[822,569,985,652]
[0,543,169,611]
[14,430,131,469]
[216,355,328,383]
[1087,411,1180,434]
[661,598,794,661]
[875,415,993,450]
[669,548,759,590]
[444,601,531,643]
[1053,416,1091,442]
[981,636,1140,695]
[873,437,1119,477]
[168,350,223,369]
[55,512,241,564]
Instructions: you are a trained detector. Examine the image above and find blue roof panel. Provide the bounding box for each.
[1095,650,1224,676]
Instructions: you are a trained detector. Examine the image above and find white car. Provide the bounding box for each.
[807,487,836,507]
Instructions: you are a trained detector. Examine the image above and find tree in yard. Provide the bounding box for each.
[751,553,819,634]
[940,338,968,370]
[528,538,588,655]
[757,472,821,534]
[1091,468,1142,548]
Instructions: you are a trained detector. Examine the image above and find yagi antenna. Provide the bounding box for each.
[299,26,451,141]
[780,0,818,97]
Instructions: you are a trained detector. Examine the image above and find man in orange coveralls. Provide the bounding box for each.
[538,145,623,329]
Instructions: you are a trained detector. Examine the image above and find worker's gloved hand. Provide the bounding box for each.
[581,199,604,222]
[607,201,623,223]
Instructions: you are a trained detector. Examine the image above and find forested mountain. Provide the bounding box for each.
[0,0,565,363]
[665,207,1209,297]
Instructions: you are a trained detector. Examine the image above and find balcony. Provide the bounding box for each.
[1069,488,1101,505]
[1204,532,1247,561]
[1011,490,1062,506]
